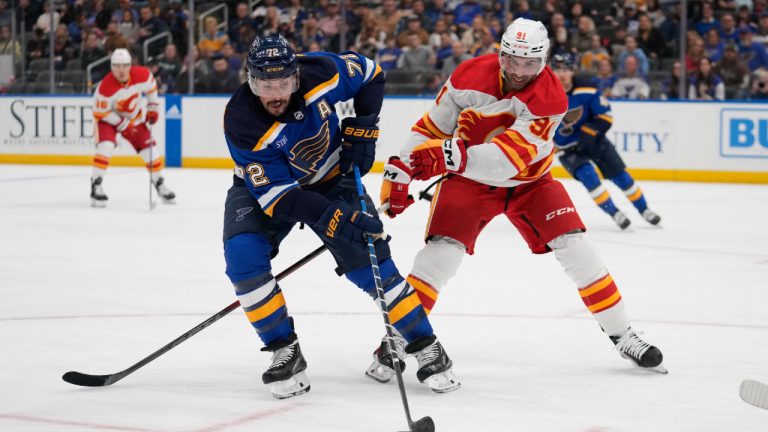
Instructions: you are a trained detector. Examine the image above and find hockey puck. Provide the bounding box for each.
[411,416,435,432]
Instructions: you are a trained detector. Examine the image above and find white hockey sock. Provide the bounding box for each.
[548,231,630,336]
[92,141,116,179]
[408,236,464,313]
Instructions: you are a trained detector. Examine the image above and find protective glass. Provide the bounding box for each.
[499,53,541,75]
[249,75,299,97]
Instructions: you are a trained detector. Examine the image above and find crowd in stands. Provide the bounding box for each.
[0,0,767,100]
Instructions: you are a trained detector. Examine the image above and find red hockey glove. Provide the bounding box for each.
[409,137,467,180]
[380,156,415,218]
[145,110,159,125]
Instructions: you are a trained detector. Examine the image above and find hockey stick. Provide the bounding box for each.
[148,123,156,211]
[62,243,328,387]
[739,379,768,410]
[353,165,435,432]
[417,176,444,202]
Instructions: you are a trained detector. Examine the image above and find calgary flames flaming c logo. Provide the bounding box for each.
[457,109,516,144]
[115,93,139,113]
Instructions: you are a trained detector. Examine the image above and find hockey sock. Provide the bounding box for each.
[407,236,465,314]
[611,171,648,213]
[574,164,619,216]
[346,258,433,343]
[225,234,293,346]
[138,145,164,182]
[548,231,630,336]
[92,140,115,179]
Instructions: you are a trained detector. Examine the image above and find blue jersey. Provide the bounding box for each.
[224,51,383,217]
[553,85,613,150]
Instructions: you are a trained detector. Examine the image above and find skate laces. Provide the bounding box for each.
[415,341,441,366]
[270,344,296,369]
[382,336,406,359]
[615,330,651,359]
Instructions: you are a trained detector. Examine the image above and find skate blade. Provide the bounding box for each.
[269,371,310,399]
[740,379,768,410]
[365,359,395,383]
[424,370,461,393]
[645,364,668,374]
[161,198,176,204]
[91,199,107,208]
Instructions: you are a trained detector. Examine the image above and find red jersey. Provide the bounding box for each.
[93,66,159,128]
[403,54,568,187]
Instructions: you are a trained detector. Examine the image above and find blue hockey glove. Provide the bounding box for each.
[339,114,379,176]
[317,200,383,250]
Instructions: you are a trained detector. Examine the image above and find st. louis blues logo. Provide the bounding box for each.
[235,207,254,222]
[290,120,330,185]
[558,105,584,137]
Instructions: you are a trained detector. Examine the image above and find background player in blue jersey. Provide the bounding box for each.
[551,53,662,230]
[221,35,459,399]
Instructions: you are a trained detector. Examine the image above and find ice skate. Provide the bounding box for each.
[261,339,310,399]
[153,177,176,204]
[90,177,108,208]
[406,335,460,393]
[641,209,661,225]
[612,210,631,230]
[366,335,407,383]
[610,328,667,374]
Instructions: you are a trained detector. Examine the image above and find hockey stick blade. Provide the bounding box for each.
[63,371,117,387]
[408,416,435,432]
[739,379,768,410]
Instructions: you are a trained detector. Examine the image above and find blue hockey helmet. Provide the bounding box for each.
[550,52,576,70]
[246,34,300,97]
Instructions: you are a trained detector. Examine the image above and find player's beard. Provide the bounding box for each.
[503,71,535,92]
[261,96,291,117]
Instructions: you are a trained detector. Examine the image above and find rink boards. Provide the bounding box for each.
[1,95,767,183]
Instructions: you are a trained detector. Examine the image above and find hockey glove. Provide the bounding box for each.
[380,156,415,218]
[409,137,467,180]
[339,114,379,176]
[317,200,384,250]
[145,104,160,125]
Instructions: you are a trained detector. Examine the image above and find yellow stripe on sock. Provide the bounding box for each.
[389,292,421,325]
[245,292,286,322]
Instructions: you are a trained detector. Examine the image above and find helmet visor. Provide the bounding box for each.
[249,74,299,97]
[499,53,542,75]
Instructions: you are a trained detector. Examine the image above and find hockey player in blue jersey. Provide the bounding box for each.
[222,35,459,399]
[551,53,661,230]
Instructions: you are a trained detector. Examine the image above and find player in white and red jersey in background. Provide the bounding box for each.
[370,18,666,382]
[90,48,175,207]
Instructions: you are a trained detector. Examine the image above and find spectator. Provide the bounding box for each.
[696,2,721,37]
[86,0,112,31]
[157,43,182,93]
[460,15,485,52]
[163,0,189,52]
[376,35,402,72]
[611,55,650,99]
[718,0,738,13]
[206,54,241,93]
[251,0,280,20]
[297,13,324,52]
[286,0,308,31]
[515,0,536,21]
[137,5,167,48]
[397,15,429,47]
[689,57,725,99]
[715,44,750,98]
[425,0,447,25]
[52,24,74,70]
[644,0,665,28]
[118,9,139,43]
[661,61,682,100]
[198,16,229,59]
[592,58,617,97]
[441,39,471,78]
[277,14,298,43]
[749,68,768,99]
[408,0,431,32]
[608,25,629,56]
[660,4,681,42]
[221,43,242,73]
[0,24,21,59]
[454,0,482,29]
[111,0,138,24]
[570,15,597,53]
[622,2,640,35]
[258,7,280,37]
[429,19,456,52]
[104,20,131,52]
[317,0,341,48]
[229,2,258,49]
[471,28,499,56]
[617,35,650,75]
[755,12,768,47]
[176,46,208,94]
[580,34,611,71]
[434,32,454,68]
[686,36,706,73]
[735,4,756,28]
[637,13,667,59]
[380,0,403,36]
[720,13,739,45]
[68,12,88,45]
[306,41,322,52]
[26,27,49,64]
[551,24,575,55]
[704,28,725,62]
[355,18,386,59]
[34,1,60,34]
[548,12,566,35]
[568,1,584,31]
[398,31,435,73]
[737,26,768,71]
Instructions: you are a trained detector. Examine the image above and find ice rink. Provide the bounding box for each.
[1,164,767,432]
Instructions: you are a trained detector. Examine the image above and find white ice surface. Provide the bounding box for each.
[1,165,767,432]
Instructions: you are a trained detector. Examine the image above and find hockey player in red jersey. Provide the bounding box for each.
[371,18,666,381]
[90,48,175,207]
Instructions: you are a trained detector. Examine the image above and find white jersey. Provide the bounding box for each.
[93,66,159,128]
[403,54,568,187]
